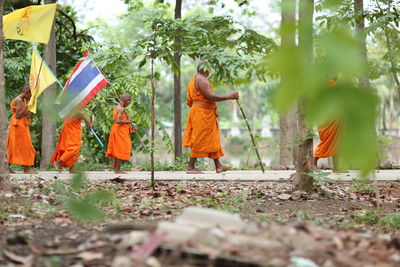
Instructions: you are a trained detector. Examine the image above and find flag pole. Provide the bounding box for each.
[32,46,64,90]
[90,128,104,147]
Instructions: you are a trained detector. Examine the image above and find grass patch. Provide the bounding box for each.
[380,212,400,230]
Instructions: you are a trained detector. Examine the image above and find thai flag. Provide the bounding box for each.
[56,51,108,118]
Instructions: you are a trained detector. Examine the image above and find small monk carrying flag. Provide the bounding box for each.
[51,51,107,171]
[183,61,239,174]
[51,113,92,173]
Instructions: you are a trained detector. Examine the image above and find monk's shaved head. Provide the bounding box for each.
[196,60,208,72]
[22,84,30,93]
[120,93,131,101]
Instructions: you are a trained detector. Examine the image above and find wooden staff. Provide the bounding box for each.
[236,99,265,173]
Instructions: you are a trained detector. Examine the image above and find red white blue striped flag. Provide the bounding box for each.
[56,51,108,118]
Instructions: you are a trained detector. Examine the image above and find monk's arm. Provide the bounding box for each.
[115,107,132,125]
[77,113,92,128]
[15,99,28,119]
[196,78,238,102]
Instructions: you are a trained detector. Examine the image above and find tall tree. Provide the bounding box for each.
[0,0,10,190]
[293,0,314,191]
[354,0,370,88]
[41,0,57,169]
[279,0,297,169]
[173,0,182,159]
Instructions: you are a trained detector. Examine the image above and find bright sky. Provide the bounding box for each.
[58,0,128,26]
[58,0,278,32]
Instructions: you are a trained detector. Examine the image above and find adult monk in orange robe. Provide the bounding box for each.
[183,61,239,174]
[7,85,37,174]
[106,94,136,174]
[51,113,92,173]
[313,79,341,169]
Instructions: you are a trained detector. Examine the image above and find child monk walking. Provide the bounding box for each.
[106,94,136,174]
[51,113,92,173]
[7,85,37,174]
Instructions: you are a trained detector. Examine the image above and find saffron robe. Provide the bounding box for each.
[314,80,341,158]
[183,74,224,159]
[314,121,341,158]
[50,118,82,167]
[7,99,36,166]
[105,106,131,161]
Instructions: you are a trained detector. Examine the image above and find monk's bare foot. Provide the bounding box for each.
[9,169,16,174]
[186,168,204,174]
[216,165,231,173]
[69,169,78,174]
[114,170,128,174]
[54,161,62,173]
[23,169,38,174]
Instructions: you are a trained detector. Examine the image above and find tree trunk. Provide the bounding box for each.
[40,0,57,169]
[279,110,296,168]
[293,0,314,192]
[0,0,10,190]
[173,0,182,160]
[279,0,297,169]
[354,0,370,88]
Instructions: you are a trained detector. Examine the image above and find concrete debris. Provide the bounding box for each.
[175,206,246,232]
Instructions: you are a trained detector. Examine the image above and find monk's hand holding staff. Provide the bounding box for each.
[229,92,239,100]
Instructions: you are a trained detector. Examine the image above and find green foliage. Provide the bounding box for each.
[352,177,375,194]
[52,172,116,222]
[307,171,337,182]
[355,208,382,225]
[192,193,247,213]
[380,212,400,230]
[377,135,392,166]
[44,256,62,267]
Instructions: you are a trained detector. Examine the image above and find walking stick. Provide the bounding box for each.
[235,99,265,173]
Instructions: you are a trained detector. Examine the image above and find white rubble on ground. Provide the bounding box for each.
[111,206,400,267]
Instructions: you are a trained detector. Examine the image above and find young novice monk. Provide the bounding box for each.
[106,94,136,174]
[7,85,37,174]
[51,113,92,173]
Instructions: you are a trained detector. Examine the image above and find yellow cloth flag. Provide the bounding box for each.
[28,48,56,113]
[3,3,57,44]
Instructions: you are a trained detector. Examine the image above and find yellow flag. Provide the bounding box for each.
[3,3,57,44]
[28,48,57,113]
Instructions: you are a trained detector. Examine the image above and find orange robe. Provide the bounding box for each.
[314,79,341,158]
[183,75,224,159]
[7,99,36,166]
[314,121,341,158]
[105,106,131,161]
[50,118,83,167]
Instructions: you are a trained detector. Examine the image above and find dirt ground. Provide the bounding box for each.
[1,178,400,266]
